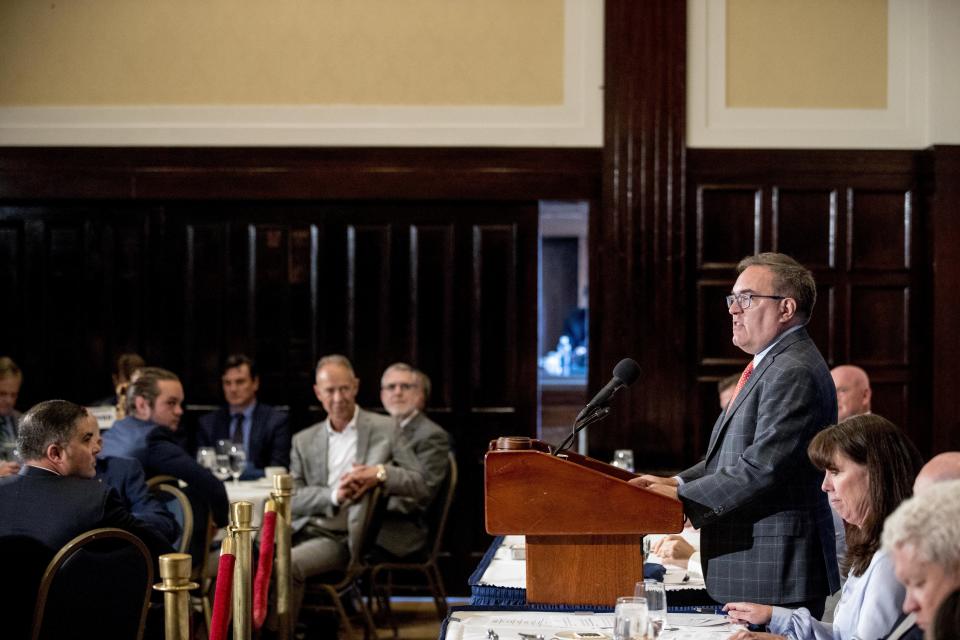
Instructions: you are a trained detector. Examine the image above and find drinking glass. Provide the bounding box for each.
[634,580,667,638]
[196,446,216,470]
[613,596,647,640]
[612,449,635,472]
[227,444,247,484]
[212,452,232,482]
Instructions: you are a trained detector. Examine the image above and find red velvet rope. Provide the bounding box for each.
[253,509,277,630]
[209,551,236,640]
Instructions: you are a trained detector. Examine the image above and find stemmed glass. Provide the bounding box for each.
[613,596,648,640]
[211,440,233,482]
[634,580,668,638]
[227,443,246,484]
[196,446,216,471]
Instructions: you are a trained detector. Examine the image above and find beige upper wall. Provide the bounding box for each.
[0,0,564,106]
[726,0,887,109]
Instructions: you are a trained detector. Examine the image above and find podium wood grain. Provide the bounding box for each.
[484,439,683,605]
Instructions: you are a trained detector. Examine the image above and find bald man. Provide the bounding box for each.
[914,452,960,494]
[831,365,872,422]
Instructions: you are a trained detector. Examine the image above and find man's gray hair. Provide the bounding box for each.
[126,366,180,414]
[737,252,817,321]
[315,354,355,376]
[17,399,88,461]
[882,479,960,574]
[382,362,431,400]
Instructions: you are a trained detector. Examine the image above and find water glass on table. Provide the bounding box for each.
[227,443,247,484]
[613,596,648,640]
[634,580,668,638]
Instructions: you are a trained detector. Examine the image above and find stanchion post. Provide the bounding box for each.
[230,501,258,640]
[272,473,296,640]
[153,552,198,640]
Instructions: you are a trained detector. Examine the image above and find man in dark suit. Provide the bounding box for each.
[96,453,181,545]
[101,367,229,549]
[0,355,23,476]
[0,400,174,638]
[196,353,290,479]
[288,354,427,625]
[374,362,451,559]
[633,253,839,616]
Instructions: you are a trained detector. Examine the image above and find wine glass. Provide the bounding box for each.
[227,444,247,484]
[613,596,647,640]
[634,580,667,638]
[211,450,232,482]
[196,446,216,470]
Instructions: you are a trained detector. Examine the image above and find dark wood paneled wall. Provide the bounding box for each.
[687,150,930,456]
[595,0,689,470]
[0,147,600,594]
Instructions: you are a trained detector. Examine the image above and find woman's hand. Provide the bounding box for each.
[723,602,773,625]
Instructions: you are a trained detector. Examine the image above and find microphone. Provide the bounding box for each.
[575,358,641,421]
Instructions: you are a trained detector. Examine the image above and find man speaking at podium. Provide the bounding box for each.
[631,253,839,617]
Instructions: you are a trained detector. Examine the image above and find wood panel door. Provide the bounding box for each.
[0,199,538,592]
[688,150,929,455]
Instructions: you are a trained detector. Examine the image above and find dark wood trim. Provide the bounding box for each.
[0,147,601,200]
[594,0,687,467]
[929,145,960,452]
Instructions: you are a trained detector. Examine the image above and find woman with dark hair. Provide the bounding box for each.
[725,414,923,640]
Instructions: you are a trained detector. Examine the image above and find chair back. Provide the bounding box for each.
[425,452,458,560]
[349,485,386,574]
[31,528,153,640]
[151,482,195,554]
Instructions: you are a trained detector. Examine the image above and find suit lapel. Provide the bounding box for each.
[312,422,330,482]
[355,409,371,464]
[704,328,809,461]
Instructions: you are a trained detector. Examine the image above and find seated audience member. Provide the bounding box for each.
[96,452,181,545]
[912,451,960,493]
[0,400,174,638]
[101,366,228,530]
[288,355,427,625]
[882,480,960,636]
[877,460,960,640]
[373,362,451,560]
[929,588,960,640]
[0,356,23,477]
[831,364,872,422]
[196,354,290,479]
[725,414,922,640]
[92,352,145,410]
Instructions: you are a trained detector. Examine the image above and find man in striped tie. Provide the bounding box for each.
[632,253,839,617]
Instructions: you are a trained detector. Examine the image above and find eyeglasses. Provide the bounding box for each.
[381,382,418,392]
[725,292,786,309]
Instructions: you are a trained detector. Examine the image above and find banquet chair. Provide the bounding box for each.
[31,528,153,640]
[151,481,195,554]
[147,473,217,634]
[369,452,458,636]
[302,486,386,640]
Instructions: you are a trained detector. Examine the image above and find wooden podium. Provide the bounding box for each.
[485,437,684,606]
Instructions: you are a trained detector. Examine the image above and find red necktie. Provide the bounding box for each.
[730,361,754,406]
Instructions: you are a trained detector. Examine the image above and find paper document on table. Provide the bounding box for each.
[459,613,614,629]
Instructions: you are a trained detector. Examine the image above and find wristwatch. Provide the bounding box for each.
[376,464,387,484]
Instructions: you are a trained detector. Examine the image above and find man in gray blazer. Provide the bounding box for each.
[375,362,451,559]
[289,354,427,625]
[634,253,839,616]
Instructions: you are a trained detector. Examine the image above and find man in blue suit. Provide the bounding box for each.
[196,354,290,479]
[633,253,839,617]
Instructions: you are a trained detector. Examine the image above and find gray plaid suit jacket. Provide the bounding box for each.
[289,407,427,558]
[678,327,841,604]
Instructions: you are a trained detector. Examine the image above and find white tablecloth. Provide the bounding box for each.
[224,478,275,527]
[445,609,743,640]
